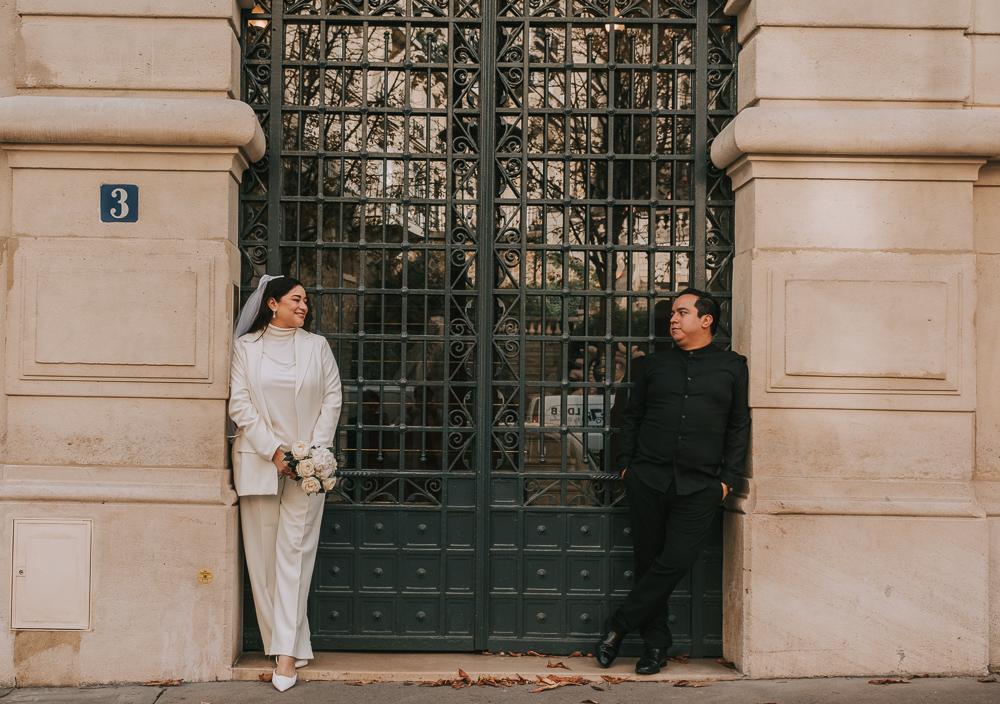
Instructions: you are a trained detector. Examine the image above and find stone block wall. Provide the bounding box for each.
[0,0,262,687]
[717,0,1000,678]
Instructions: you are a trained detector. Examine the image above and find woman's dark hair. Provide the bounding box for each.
[247,276,306,334]
[677,287,720,336]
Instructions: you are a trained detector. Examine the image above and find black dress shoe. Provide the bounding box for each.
[594,628,625,668]
[635,646,669,675]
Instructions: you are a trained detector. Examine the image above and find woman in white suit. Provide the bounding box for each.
[229,275,342,692]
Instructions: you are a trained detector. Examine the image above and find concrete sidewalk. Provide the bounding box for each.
[4,677,1000,704]
[231,651,739,683]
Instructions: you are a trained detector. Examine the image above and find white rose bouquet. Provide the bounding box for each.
[282,443,338,495]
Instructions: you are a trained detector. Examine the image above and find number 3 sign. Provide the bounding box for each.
[100,184,139,223]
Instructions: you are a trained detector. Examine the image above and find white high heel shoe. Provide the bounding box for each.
[272,669,297,692]
[295,659,308,668]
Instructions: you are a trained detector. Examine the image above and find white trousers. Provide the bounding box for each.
[240,475,325,659]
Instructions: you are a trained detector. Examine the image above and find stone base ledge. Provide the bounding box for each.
[0,96,264,163]
[732,478,984,518]
[712,107,1000,169]
[0,465,238,506]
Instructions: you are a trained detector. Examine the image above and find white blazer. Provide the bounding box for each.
[229,328,343,496]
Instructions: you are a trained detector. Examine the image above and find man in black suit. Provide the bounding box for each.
[596,287,750,675]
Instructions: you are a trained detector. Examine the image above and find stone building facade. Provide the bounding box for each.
[0,0,998,686]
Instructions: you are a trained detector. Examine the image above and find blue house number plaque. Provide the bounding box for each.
[100,184,139,223]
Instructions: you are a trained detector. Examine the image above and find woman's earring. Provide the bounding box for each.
[272,309,277,318]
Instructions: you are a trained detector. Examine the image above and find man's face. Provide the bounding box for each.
[670,293,711,348]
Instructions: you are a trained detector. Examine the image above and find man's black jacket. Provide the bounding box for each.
[616,342,750,496]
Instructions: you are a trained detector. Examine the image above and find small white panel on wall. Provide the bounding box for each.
[11,519,92,630]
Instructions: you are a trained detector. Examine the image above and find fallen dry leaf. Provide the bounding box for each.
[600,675,632,684]
[420,670,477,689]
[508,651,524,657]
[673,680,710,688]
[142,679,183,687]
[527,650,546,657]
[345,680,374,686]
[869,679,909,685]
[718,658,736,669]
[590,685,605,691]
[582,699,599,704]
[911,674,931,679]
[529,674,593,692]
[980,677,998,683]
[482,651,494,655]
[669,653,691,664]
[568,651,584,657]
[548,660,571,670]
[257,672,272,683]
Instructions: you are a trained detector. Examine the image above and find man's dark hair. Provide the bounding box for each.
[677,287,720,336]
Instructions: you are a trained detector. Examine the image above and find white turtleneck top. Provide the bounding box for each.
[260,324,298,451]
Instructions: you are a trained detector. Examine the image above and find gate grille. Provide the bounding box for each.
[239,0,735,654]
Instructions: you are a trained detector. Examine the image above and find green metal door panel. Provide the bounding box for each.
[488,512,517,548]
[491,477,521,506]
[361,513,397,548]
[359,555,397,590]
[567,601,604,636]
[444,512,474,547]
[523,599,562,637]
[567,515,606,550]
[323,516,354,547]
[444,553,475,590]
[489,599,517,636]
[401,598,440,633]
[567,557,604,593]
[489,553,518,591]
[239,0,736,656]
[401,514,441,548]
[400,554,440,590]
[524,556,563,593]
[522,513,564,549]
[610,555,636,594]
[313,596,353,635]
[315,553,353,591]
[359,598,395,634]
[445,598,475,636]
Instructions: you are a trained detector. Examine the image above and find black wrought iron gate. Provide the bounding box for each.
[239,0,736,656]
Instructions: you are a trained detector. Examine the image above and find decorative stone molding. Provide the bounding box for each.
[0,466,237,506]
[712,107,1000,169]
[0,96,265,162]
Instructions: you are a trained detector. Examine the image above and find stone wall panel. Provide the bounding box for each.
[972,38,1000,107]
[744,515,988,677]
[975,0,1000,34]
[5,237,231,398]
[5,396,228,468]
[747,250,975,409]
[10,157,234,241]
[751,408,973,481]
[733,0,972,43]
[15,17,236,95]
[739,28,971,109]
[0,500,240,685]
[747,176,974,251]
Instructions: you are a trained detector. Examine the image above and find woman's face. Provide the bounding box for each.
[269,285,308,329]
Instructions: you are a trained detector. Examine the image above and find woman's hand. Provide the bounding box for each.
[272,449,296,478]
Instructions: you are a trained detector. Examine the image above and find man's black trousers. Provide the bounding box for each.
[609,469,723,648]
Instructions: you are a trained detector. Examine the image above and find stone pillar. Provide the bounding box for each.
[0,1,263,687]
[715,0,1000,678]
[971,0,1000,675]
